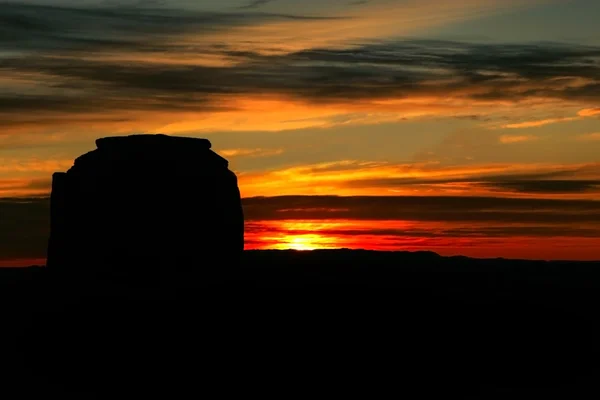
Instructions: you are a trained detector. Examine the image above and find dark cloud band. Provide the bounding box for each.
[242,195,600,223]
[344,167,600,194]
[0,2,337,53]
[1,3,599,120]
[3,195,598,262]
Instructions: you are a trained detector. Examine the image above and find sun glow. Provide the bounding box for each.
[243,218,600,260]
[285,235,325,251]
[248,221,350,251]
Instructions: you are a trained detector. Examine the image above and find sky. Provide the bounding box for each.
[1,0,600,265]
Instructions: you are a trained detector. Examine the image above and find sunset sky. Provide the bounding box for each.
[1,0,600,265]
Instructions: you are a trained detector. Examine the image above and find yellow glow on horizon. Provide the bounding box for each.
[284,235,325,251]
[256,221,351,251]
[243,219,600,261]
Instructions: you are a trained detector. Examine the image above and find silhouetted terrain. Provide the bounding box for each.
[2,250,599,398]
[47,134,244,284]
[3,134,598,398]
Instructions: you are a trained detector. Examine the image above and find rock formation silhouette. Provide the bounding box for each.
[46,134,244,284]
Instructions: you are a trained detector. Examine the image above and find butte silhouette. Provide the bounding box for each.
[46,134,244,285]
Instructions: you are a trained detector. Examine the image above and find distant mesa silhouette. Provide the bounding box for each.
[46,134,244,284]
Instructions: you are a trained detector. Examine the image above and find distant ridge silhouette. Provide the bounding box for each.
[3,135,598,397]
[46,134,244,285]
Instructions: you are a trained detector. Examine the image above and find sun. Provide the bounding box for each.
[287,236,320,251]
[254,221,345,251]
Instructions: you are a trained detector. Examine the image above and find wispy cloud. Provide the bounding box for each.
[237,0,276,10]
[342,165,600,195]
[0,2,343,53]
[0,0,588,138]
[242,195,600,224]
[219,147,284,158]
[239,160,600,197]
[0,178,52,198]
[499,135,537,144]
[1,38,600,135]
[502,117,579,129]
[578,108,600,117]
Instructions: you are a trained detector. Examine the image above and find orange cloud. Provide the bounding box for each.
[499,135,538,144]
[219,148,284,158]
[0,178,51,197]
[238,160,600,198]
[501,117,578,129]
[0,159,73,174]
[578,108,600,117]
[2,35,598,139]
[0,93,510,139]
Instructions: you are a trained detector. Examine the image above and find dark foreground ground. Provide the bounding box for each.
[2,249,600,398]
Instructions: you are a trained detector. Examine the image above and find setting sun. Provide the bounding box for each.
[283,235,324,251]
[246,221,349,251]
